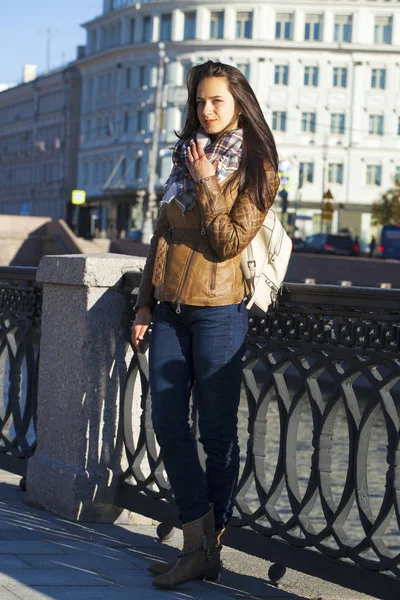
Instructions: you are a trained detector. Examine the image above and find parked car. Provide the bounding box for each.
[291,237,307,251]
[377,225,400,259]
[125,229,142,241]
[304,233,359,256]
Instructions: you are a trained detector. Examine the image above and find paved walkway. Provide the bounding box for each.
[0,470,375,600]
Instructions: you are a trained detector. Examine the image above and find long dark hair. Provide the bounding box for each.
[178,60,279,212]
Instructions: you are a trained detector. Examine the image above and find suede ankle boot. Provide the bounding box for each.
[152,507,220,589]
[148,526,226,577]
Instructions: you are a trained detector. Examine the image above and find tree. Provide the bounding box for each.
[371,186,400,226]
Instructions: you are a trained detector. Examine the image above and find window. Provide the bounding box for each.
[333,67,348,88]
[210,11,224,39]
[184,12,196,40]
[304,66,319,87]
[121,157,126,180]
[301,112,316,133]
[369,114,384,135]
[82,162,89,185]
[299,161,314,183]
[106,119,114,137]
[366,165,382,186]
[101,26,109,50]
[139,65,149,87]
[86,118,92,141]
[375,16,392,44]
[130,18,135,43]
[125,67,131,89]
[331,113,346,134]
[123,110,129,133]
[371,68,386,89]
[274,65,289,85]
[305,14,323,41]
[89,29,97,54]
[137,110,147,132]
[275,13,293,40]
[99,74,104,96]
[236,12,253,39]
[142,16,152,42]
[106,72,112,93]
[328,163,344,184]
[395,166,400,186]
[334,15,352,42]
[101,160,107,182]
[272,111,286,132]
[87,77,93,105]
[135,156,143,179]
[237,63,250,80]
[160,14,172,41]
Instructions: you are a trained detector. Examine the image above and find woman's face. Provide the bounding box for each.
[196,77,238,135]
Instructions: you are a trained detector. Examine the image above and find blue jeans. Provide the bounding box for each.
[149,301,248,531]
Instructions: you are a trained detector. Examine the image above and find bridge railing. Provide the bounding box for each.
[0,267,41,477]
[1,259,399,598]
[120,271,400,600]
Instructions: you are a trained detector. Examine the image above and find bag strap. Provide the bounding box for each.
[246,244,256,293]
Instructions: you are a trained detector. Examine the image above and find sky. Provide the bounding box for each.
[0,0,103,84]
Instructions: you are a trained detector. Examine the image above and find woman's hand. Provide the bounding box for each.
[185,139,216,182]
[131,307,152,351]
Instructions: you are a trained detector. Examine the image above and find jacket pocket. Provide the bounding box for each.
[152,236,169,287]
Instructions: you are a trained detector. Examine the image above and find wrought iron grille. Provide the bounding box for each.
[0,267,41,476]
[120,274,400,599]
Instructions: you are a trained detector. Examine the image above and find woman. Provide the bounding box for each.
[132,60,279,589]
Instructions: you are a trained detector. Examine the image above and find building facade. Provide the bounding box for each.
[0,67,81,221]
[78,0,400,247]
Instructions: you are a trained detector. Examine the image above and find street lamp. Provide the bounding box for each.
[142,42,167,244]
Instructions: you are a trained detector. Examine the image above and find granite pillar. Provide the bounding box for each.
[26,253,147,522]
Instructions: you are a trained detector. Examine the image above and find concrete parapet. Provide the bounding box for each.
[26,253,147,523]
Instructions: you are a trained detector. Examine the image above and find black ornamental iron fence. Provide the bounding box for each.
[1,264,399,598]
[120,271,400,600]
[0,267,41,478]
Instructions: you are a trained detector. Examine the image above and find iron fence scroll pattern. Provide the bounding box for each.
[0,267,41,475]
[121,274,400,596]
[240,285,400,578]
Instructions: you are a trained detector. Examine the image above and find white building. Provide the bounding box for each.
[77,0,400,246]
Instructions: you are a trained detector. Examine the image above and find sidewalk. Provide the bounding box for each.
[0,470,375,600]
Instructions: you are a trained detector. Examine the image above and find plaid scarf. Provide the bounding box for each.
[161,128,243,213]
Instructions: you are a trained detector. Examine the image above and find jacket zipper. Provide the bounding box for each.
[175,248,196,314]
[200,178,215,212]
[210,256,217,290]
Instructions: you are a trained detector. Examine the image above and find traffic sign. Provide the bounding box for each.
[72,190,86,205]
[278,172,291,190]
[323,189,334,200]
[321,200,334,221]
[20,203,30,216]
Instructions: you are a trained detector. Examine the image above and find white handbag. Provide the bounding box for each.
[240,207,292,316]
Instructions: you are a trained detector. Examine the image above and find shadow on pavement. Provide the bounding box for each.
[0,477,309,599]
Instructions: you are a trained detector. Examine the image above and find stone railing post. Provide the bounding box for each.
[26,253,145,522]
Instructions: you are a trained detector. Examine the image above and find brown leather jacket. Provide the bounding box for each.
[136,165,280,311]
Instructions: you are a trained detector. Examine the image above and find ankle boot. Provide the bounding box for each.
[148,527,226,577]
[152,507,220,589]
